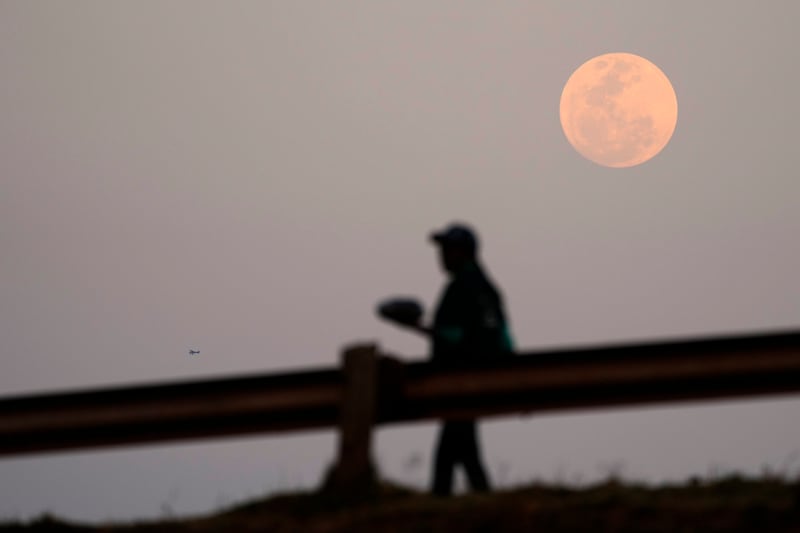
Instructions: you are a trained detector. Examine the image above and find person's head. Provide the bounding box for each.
[429,223,479,275]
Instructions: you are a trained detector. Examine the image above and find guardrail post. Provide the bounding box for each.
[323,343,379,494]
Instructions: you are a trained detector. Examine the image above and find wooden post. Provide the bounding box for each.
[323,343,379,494]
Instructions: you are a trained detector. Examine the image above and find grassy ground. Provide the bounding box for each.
[3,475,800,532]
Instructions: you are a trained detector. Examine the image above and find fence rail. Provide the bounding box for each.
[2,330,800,469]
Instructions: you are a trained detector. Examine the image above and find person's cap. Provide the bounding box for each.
[429,223,478,253]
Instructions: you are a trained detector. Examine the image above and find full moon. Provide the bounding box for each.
[560,53,678,168]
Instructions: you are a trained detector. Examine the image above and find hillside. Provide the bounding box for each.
[3,475,800,532]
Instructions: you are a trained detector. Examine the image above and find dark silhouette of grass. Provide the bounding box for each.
[2,474,800,532]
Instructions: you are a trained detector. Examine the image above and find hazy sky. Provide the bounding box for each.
[2,1,799,522]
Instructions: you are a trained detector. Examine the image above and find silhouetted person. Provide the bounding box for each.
[380,223,514,496]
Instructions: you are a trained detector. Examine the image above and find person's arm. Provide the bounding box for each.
[394,320,433,338]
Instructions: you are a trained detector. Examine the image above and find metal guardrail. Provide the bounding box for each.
[0,367,341,457]
[2,330,800,460]
[393,329,800,422]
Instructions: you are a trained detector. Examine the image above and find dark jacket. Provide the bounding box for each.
[431,261,513,362]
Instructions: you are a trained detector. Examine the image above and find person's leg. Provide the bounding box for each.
[431,422,457,496]
[459,420,490,492]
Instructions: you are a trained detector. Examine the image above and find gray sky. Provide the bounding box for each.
[2,1,799,522]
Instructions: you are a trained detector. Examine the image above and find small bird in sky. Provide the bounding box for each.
[189,349,200,356]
